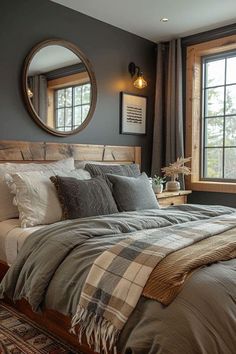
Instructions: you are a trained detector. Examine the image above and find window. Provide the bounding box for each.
[55,83,91,131]
[185,34,236,193]
[202,52,236,180]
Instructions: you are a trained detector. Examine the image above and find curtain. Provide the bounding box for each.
[151,39,184,186]
[29,75,48,122]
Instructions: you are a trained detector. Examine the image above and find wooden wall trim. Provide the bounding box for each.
[0,141,141,165]
[182,23,236,47]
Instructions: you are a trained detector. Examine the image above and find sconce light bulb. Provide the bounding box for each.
[134,75,147,89]
[27,88,33,98]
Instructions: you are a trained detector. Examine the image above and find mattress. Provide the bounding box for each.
[0,219,44,265]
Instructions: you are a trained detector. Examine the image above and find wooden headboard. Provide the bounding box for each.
[0,140,141,165]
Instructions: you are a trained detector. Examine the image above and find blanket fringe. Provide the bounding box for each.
[71,305,120,354]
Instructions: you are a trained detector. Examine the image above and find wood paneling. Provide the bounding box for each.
[0,140,141,165]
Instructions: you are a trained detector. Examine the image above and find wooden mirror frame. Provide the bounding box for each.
[22,39,97,137]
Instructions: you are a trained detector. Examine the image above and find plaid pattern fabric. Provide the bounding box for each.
[72,213,236,353]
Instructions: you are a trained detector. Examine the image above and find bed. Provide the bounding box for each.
[0,140,235,354]
[0,218,44,265]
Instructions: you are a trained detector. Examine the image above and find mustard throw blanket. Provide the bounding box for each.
[143,227,236,304]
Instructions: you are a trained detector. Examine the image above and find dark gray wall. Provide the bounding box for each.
[188,191,236,208]
[0,0,156,172]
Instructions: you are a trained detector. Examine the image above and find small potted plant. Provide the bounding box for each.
[161,157,191,191]
[152,175,166,194]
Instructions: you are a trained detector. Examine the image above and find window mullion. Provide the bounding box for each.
[72,87,75,129]
[222,58,227,179]
[202,57,207,178]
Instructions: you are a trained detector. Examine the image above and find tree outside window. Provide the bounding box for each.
[202,53,236,180]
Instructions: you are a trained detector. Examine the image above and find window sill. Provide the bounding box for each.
[189,181,236,193]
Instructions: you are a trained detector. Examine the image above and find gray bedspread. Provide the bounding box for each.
[0,204,236,354]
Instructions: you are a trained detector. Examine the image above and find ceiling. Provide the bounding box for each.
[51,0,236,42]
[29,45,80,75]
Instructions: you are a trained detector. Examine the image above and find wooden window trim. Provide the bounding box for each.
[185,34,236,193]
[47,72,89,89]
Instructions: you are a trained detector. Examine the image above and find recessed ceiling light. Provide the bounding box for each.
[160,18,169,22]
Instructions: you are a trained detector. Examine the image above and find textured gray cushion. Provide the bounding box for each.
[85,163,140,178]
[106,172,160,212]
[51,176,118,219]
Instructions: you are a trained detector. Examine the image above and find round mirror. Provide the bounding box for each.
[23,39,97,136]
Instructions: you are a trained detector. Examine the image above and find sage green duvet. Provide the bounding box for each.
[0,204,236,354]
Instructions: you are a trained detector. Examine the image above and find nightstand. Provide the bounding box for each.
[156,190,192,208]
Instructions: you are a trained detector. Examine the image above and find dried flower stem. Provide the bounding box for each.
[161,157,191,178]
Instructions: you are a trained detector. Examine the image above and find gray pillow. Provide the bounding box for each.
[106,172,160,212]
[85,163,140,178]
[50,175,118,219]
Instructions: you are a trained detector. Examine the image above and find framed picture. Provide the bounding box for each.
[120,92,147,135]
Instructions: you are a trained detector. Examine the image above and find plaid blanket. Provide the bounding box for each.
[71,213,236,353]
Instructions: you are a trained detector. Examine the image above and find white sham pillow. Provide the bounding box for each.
[0,158,74,222]
[5,168,90,228]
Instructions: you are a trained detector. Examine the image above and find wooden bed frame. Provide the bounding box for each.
[0,140,141,354]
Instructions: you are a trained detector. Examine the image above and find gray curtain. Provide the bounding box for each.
[151,39,184,185]
[29,75,48,122]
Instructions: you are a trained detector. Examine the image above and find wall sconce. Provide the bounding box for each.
[27,88,33,98]
[128,62,147,89]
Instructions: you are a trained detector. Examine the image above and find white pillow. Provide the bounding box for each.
[0,158,74,221]
[6,168,90,228]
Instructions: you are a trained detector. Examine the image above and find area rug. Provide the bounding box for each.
[0,302,81,353]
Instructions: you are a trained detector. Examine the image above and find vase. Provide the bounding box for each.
[166,176,180,192]
[152,183,163,194]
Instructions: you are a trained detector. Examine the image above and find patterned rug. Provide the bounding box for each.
[0,302,82,353]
